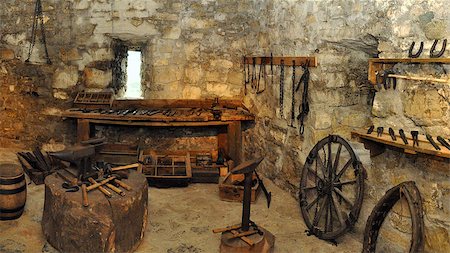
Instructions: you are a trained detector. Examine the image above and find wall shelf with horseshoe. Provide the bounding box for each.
[368,58,450,85]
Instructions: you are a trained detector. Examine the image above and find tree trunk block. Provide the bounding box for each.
[42,171,148,253]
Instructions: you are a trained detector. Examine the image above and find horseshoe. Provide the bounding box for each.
[430,39,447,58]
[408,41,423,58]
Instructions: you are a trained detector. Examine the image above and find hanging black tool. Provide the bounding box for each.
[256,57,265,94]
[270,53,274,88]
[243,56,248,95]
[251,57,257,92]
[437,136,450,150]
[411,131,419,147]
[426,134,441,150]
[367,125,374,134]
[377,127,384,137]
[280,59,285,118]
[399,129,408,144]
[408,41,423,58]
[388,128,397,141]
[290,60,296,127]
[296,61,310,135]
[26,0,52,64]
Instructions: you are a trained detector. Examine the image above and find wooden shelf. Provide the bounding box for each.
[244,56,317,67]
[351,129,450,159]
[368,58,450,84]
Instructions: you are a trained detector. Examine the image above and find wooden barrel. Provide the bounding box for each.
[0,164,27,220]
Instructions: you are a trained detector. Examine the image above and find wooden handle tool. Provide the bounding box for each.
[81,184,89,207]
[213,224,241,233]
[87,176,116,191]
[111,163,139,171]
[105,183,125,196]
[88,177,112,198]
[114,179,132,191]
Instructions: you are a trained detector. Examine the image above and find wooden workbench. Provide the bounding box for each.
[62,99,255,164]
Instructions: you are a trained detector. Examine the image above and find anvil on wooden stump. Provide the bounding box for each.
[42,171,148,253]
[214,158,275,253]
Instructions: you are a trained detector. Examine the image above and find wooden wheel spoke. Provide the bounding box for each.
[332,143,342,175]
[334,179,357,187]
[302,185,318,191]
[313,196,328,227]
[335,158,352,181]
[331,192,345,226]
[307,166,323,181]
[334,188,353,207]
[327,139,332,172]
[325,196,333,232]
[316,155,327,179]
[306,194,321,211]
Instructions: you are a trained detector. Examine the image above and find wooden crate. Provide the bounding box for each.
[218,172,261,203]
[138,150,192,188]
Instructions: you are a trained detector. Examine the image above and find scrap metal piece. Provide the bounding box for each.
[437,136,450,150]
[411,131,419,147]
[399,129,409,145]
[426,134,441,150]
[388,128,397,141]
[362,181,424,253]
[408,41,423,58]
[430,39,447,58]
[376,127,384,137]
[367,125,374,134]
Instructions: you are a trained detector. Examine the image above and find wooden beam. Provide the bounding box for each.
[244,56,317,67]
[227,121,242,164]
[77,119,91,143]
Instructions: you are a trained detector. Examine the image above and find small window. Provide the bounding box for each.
[123,50,143,99]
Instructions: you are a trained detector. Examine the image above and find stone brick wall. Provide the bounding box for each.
[0,0,449,251]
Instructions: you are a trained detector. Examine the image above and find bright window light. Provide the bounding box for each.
[124,50,143,98]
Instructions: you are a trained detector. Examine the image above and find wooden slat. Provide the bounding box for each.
[112,99,246,110]
[244,56,317,67]
[351,129,450,159]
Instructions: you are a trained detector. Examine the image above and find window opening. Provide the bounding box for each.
[123,50,143,99]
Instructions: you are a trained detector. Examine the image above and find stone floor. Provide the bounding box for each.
[0,148,363,253]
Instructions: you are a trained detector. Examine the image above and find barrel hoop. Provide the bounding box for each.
[0,210,24,220]
[0,204,25,213]
[0,174,25,185]
[0,184,26,195]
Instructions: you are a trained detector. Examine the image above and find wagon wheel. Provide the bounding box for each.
[299,135,365,240]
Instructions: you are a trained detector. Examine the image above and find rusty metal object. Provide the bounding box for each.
[408,41,423,58]
[377,127,384,137]
[366,125,374,134]
[411,131,419,147]
[399,129,408,145]
[388,128,396,141]
[430,39,447,58]
[426,134,441,150]
[362,181,424,253]
[437,136,450,150]
[299,135,365,241]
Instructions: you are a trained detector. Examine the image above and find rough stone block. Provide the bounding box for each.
[60,48,82,62]
[0,48,15,60]
[83,68,112,88]
[53,66,79,89]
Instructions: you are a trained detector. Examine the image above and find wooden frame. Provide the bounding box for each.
[368,58,450,85]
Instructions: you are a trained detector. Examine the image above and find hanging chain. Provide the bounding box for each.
[296,61,310,135]
[279,59,285,118]
[290,60,296,127]
[26,0,52,64]
[243,56,248,95]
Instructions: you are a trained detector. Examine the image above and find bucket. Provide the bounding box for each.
[0,163,27,220]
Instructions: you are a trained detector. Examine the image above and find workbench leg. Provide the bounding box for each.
[77,119,91,143]
[218,126,228,160]
[227,121,242,165]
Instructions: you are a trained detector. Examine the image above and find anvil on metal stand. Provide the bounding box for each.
[213,157,275,253]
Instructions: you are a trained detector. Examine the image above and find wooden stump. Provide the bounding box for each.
[42,171,148,253]
[220,226,275,253]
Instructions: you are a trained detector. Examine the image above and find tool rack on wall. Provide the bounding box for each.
[368,58,450,85]
[244,56,317,66]
[351,129,450,159]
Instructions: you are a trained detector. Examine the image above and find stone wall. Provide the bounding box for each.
[0,0,449,252]
[240,1,449,252]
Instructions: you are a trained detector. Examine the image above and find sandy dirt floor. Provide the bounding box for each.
[0,148,363,253]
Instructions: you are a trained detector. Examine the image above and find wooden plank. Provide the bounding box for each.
[77,119,91,143]
[87,119,231,127]
[112,99,246,110]
[227,121,242,164]
[217,127,228,159]
[244,56,317,67]
[351,129,450,159]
